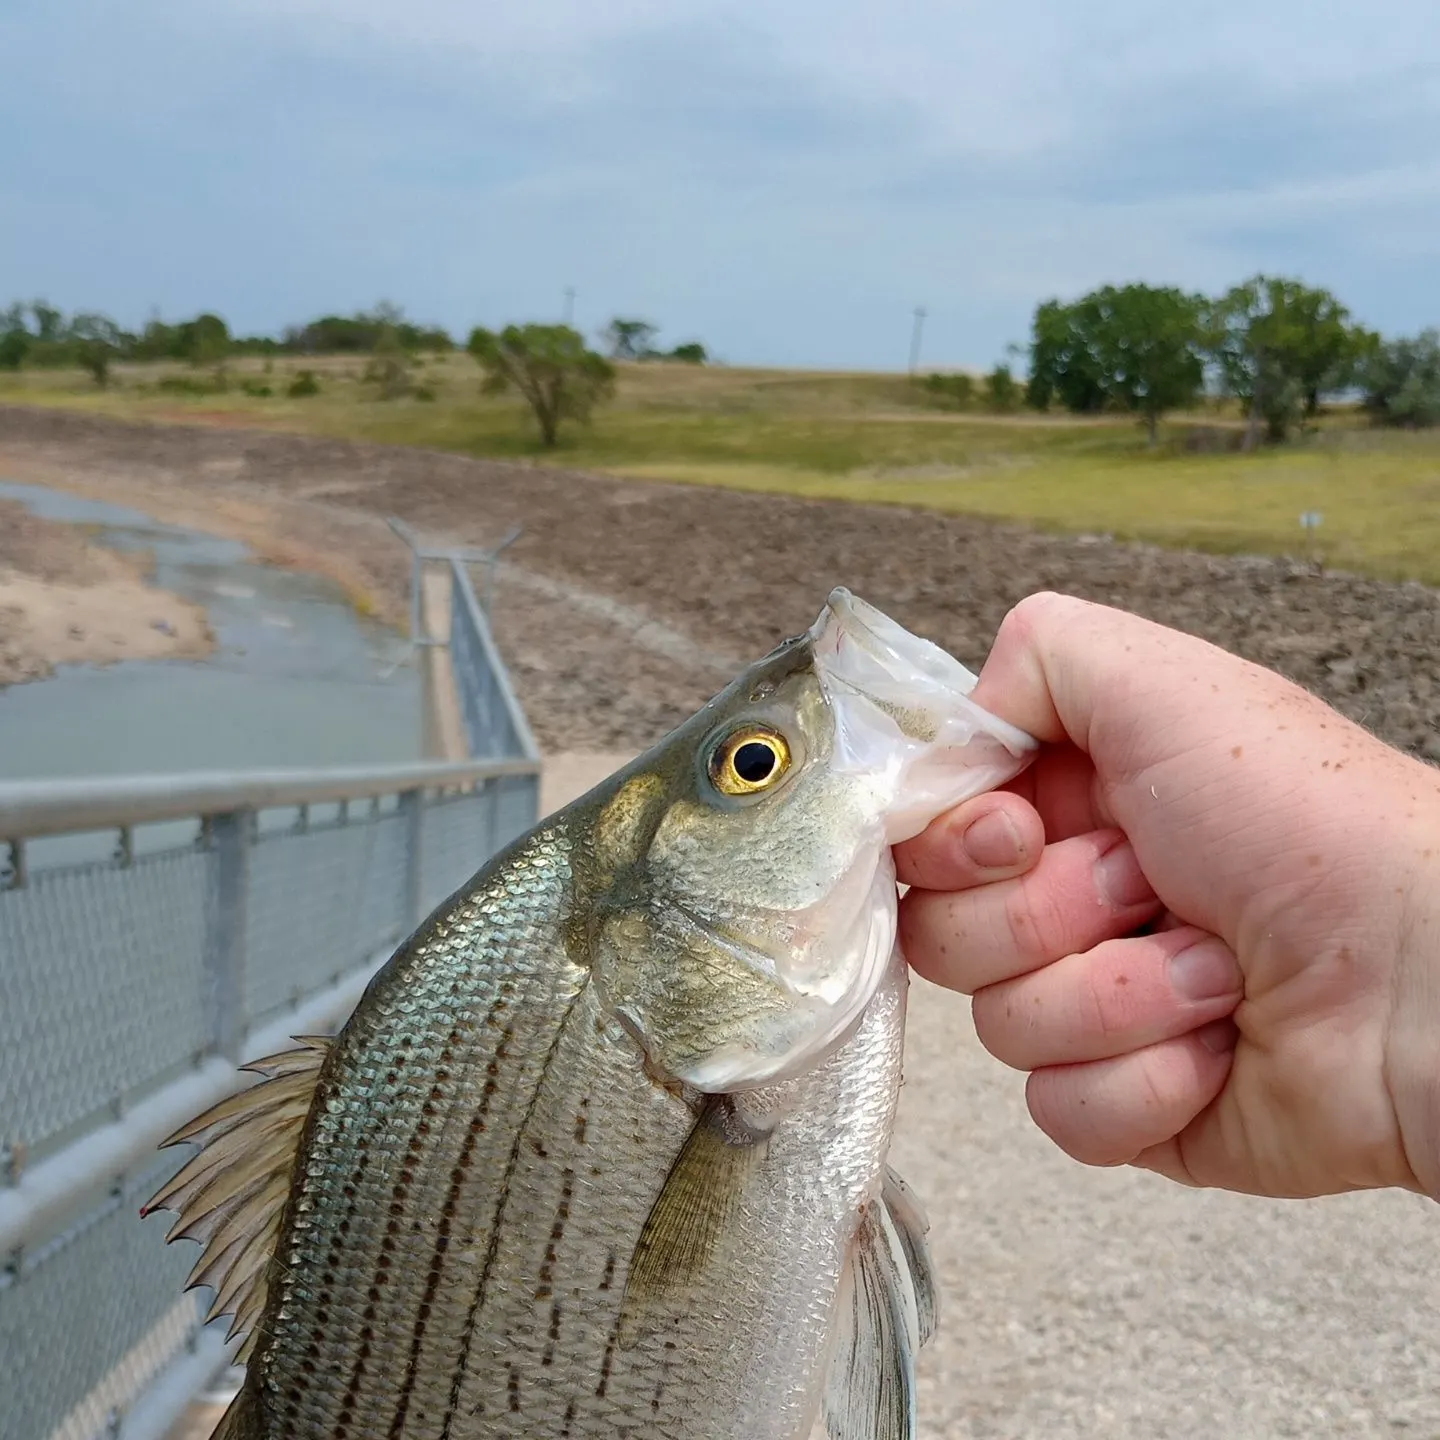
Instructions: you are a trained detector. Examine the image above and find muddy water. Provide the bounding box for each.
[0,481,420,778]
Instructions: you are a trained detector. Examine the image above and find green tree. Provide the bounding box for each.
[1361,329,1440,428]
[0,305,29,370]
[468,324,615,447]
[362,319,414,399]
[135,315,182,361]
[283,305,451,355]
[70,312,123,386]
[0,331,28,370]
[1027,298,1108,414]
[985,363,1020,413]
[1206,276,1366,446]
[30,300,63,343]
[603,318,658,361]
[667,341,708,364]
[1027,284,1206,442]
[180,312,231,367]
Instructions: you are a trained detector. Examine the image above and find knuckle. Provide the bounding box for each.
[1003,590,1070,635]
[1076,958,1123,1044]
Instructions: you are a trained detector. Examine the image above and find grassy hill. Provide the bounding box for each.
[4,353,1438,585]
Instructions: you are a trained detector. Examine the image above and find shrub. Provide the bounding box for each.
[0,329,29,370]
[1362,330,1440,428]
[921,372,975,409]
[155,374,218,396]
[287,369,321,398]
[985,364,1021,413]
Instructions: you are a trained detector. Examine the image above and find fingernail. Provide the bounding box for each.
[1095,842,1155,909]
[1198,1018,1239,1054]
[1169,938,1243,1002]
[962,811,1023,870]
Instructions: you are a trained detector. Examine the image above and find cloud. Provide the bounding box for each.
[0,1,1436,366]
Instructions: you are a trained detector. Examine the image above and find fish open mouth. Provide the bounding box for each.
[809,587,1037,843]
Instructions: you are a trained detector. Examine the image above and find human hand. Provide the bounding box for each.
[898,592,1440,1201]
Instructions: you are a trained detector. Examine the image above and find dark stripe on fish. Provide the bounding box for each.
[542,1300,564,1368]
[387,1019,511,1438]
[327,1096,385,1429]
[535,1168,575,1300]
[441,992,584,1437]
[596,1304,627,1400]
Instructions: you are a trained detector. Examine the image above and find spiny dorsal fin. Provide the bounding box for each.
[141,1036,331,1353]
[823,1196,921,1440]
[881,1166,938,1348]
[617,1095,770,1349]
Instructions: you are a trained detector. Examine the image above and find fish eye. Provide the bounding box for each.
[708,726,792,797]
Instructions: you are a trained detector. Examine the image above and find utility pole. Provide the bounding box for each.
[562,287,576,327]
[908,306,927,375]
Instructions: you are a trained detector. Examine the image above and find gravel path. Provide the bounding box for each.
[1,409,1435,1438]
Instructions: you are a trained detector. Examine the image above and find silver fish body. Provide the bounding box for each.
[147,591,1034,1440]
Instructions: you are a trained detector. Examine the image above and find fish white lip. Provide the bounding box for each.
[809,587,1038,844]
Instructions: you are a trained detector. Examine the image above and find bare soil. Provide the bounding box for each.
[1,405,1435,764]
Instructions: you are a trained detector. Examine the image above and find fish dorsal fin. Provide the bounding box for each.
[617,1095,770,1349]
[141,1036,331,1359]
[823,1194,923,1440]
[881,1165,938,1347]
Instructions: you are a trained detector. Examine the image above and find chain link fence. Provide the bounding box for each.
[0,556,541,1440]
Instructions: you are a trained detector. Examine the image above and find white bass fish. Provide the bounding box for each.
[145,588,1035,1439]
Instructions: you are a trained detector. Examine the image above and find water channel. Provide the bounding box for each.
[0,480,421,780]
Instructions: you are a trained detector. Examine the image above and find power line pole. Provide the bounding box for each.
[908,306,927,375]
[562,287,576,327]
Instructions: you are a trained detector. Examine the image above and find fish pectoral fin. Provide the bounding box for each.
[823,1196,922,1440]
[617,1095,770,1350]
[881,1165,938,1348]
[141,1035,332,1352]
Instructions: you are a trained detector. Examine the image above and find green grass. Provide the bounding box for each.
[4,354,1439,584]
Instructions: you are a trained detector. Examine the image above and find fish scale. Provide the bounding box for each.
[146,590,1036,1440]
[240,823,904,1439]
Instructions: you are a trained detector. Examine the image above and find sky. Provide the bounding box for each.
[1,1,1437,369]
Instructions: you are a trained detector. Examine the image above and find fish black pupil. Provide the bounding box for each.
[733,741,777,784]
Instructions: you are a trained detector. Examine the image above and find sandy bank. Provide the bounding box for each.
[0,498,213,687]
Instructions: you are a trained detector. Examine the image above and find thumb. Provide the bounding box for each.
[969,592,1241,765]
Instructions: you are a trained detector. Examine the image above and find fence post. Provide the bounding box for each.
[207,810,251,1062]
[400,788,425,928]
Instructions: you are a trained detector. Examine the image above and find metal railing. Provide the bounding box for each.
[448,557,541,761]
[0,553,541,1440]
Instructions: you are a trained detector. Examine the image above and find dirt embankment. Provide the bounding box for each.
[0,496,212,686]
[0,404,1436,762]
